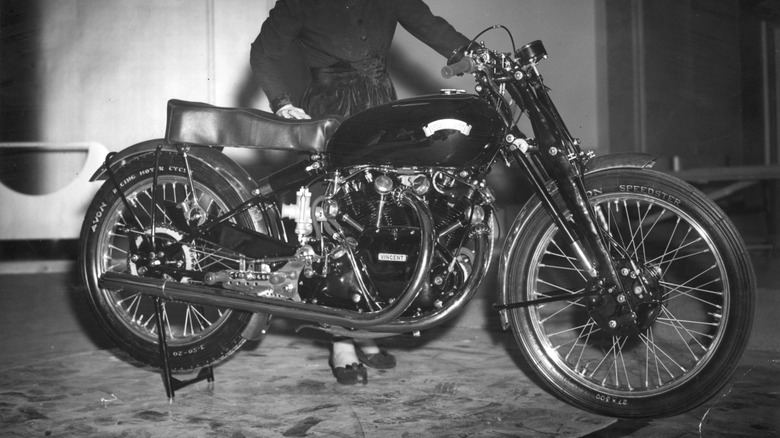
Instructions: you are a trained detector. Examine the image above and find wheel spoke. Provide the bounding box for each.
[538,293,587,322]
[657,305,711,354]
[638,330,686,375]
[546,320,597,340]
[622,201,639,258]
[129,194,152,223]
[567,318,599,371]
[639,328,676,386]
[546,239,589,281]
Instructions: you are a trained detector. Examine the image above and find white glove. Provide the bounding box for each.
[275,104,311,120]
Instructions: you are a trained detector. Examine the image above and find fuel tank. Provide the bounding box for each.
[326,93,505,168]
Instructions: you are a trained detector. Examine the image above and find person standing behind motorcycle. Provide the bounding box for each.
[250,0,469,385]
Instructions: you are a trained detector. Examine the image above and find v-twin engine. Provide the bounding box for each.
[291,167,494,317]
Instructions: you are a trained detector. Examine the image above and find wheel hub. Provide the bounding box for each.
[128,225,194,280]
[587,260,664,336]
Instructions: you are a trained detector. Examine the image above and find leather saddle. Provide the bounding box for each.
[164,99,341,154]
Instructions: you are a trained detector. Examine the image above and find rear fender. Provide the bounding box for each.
[496,153,656,329]
[90,139,246,187]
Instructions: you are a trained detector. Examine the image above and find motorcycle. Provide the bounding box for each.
[79,26,755,418]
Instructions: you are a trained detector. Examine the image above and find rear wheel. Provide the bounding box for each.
[504,168,754,417]
[80,153,271,371]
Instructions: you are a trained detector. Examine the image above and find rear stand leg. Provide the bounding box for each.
[154,297,214,402]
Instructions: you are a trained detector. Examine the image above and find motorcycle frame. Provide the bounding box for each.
[94,46,651,335]
[97,148,496,334]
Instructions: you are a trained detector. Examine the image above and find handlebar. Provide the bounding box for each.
[441,57,476,79]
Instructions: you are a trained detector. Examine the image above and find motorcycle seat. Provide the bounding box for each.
[164,99,341,153]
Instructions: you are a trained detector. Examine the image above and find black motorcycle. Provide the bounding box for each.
[80,26,754,418]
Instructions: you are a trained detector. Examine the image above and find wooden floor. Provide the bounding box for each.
[0,261,778,438]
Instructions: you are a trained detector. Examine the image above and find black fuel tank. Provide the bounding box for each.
[326,94,504,168]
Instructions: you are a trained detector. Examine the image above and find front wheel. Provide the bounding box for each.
[504,168,754,418]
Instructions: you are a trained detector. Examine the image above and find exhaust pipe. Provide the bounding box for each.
[100,190,435,330]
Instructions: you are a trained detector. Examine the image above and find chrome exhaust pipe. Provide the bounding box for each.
[100,190,435,330]
[371,211,495,333]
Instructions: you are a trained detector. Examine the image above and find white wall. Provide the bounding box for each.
[36,0,600,152]
[38,0,267,149]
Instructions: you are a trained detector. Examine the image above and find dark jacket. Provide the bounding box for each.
[250,0,468,113]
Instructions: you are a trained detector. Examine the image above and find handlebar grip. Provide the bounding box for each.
[441,57,475,79]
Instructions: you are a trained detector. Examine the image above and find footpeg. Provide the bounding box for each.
[205,261,305,300]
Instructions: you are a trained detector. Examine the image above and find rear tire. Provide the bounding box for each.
[504,168,754,417]
[80,153,270,371]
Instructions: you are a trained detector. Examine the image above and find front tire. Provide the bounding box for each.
[80,152,271,372]
[504,168,754,417]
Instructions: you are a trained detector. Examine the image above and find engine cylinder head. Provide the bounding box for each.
[465,205,485,224]
[374,175,394,195]
[321,199,340,219]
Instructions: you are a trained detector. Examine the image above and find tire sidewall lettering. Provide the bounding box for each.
[90,201,109,233]
[563,372,632,408]
[617,183,683,207]
[595,392,628,406]
[585,179,684,209]
[171,343,206,357]
[94,163,190,231]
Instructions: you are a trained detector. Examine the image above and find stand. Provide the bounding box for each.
[154,297,215,401]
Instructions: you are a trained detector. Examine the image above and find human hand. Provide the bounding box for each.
[276,104,311,120]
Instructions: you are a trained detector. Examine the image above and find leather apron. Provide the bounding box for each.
[301,57,396,118]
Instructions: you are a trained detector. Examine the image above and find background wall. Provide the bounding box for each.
[1,0,602,151]
[606,0,743,169]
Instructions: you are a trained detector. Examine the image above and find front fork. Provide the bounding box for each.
[498,80,620,293]
[496,144,623,310]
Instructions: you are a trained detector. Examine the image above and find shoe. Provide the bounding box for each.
[331,362,368,385]
[356,348,397,369]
